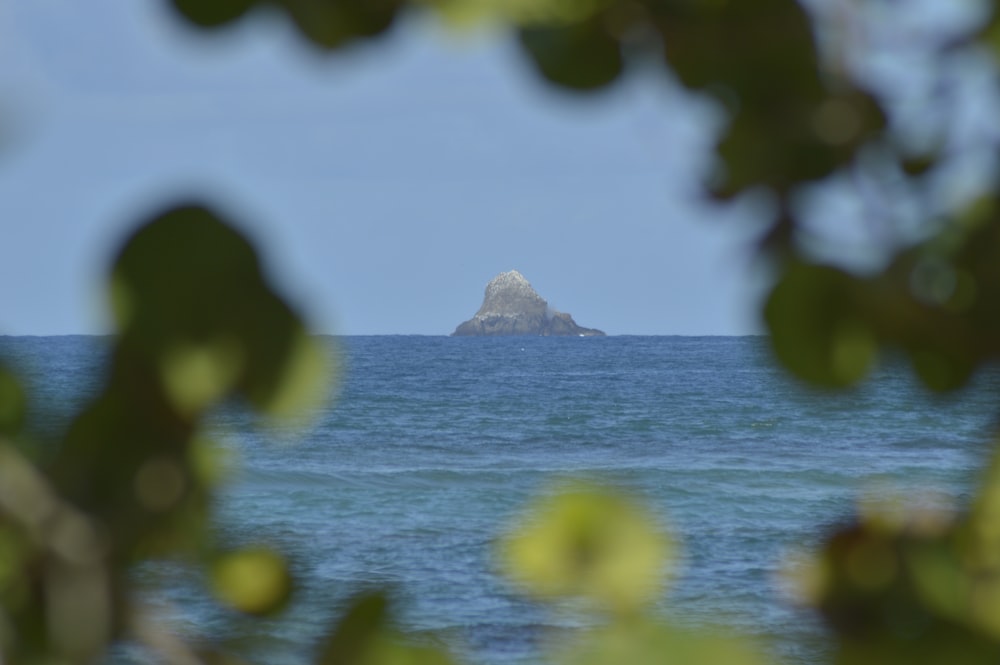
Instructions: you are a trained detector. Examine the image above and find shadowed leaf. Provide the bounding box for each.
[8,202,335,663]
[169,0,256,27]
[656,0,885,196]
[281,0,402,49]
[551,619,766,665]
[519,21,623,90]
[0,366,25,437]
[316,592,456,665]
[316,593,390,665]
[765,262,876,387]
[110,203,330,419]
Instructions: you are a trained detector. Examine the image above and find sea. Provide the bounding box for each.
[3,335,1000,665]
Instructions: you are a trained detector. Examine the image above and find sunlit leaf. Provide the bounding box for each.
[500,483,671,612]
[160,338,244,417]
[906,544,967,625]
[211,548,292,615]
[188,436,237,488]
[552,619,766,665]
[427,0,612,27]
[243,327,331,419]
[359,639,458,665]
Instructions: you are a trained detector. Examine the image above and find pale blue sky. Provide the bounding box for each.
[4,1,982,336]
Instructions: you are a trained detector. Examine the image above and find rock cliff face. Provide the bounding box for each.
[452,270,605,337]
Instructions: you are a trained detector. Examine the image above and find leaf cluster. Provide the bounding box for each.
[0,205,330,663]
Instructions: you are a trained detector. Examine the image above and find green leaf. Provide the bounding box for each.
[430,0,612,27]
[764,262,876,387]
[169,0,256,28]
[900,153,938,177]
[211,547,293,615]
[0,366,25,437]
[500,483,671,612]
[552,619,766,665]
[280,0,402,49]
[110,203,331,419]
[656,0,885,196]
[316,593,391,665]
[519,20,623,91]
[658,0,823,101]
[908,350,974,393]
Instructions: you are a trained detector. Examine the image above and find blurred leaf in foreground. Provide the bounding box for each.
[167,0,404,50]
[317,592,457,665]
[0,366,25,437]
[764,261,876,388]
[0,202,334,664]
[800,475,1000,665]
[500,483,672,613]
[551,618,766,665]
[212,547,293,615]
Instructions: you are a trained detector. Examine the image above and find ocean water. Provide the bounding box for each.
[4,335,1000,664]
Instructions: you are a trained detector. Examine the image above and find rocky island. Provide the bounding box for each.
[452,270,605,337]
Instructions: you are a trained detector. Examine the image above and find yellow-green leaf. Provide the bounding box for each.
[500,483,671,612]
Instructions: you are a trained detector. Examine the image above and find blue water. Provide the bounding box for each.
[4,335,999,664]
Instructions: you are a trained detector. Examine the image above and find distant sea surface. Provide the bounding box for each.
[4,335,1000,664]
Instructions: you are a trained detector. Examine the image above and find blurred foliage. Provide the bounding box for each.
[499,482,671,613]
[163,0,1000,393]
[551,619,766,665]
[2,0,1000,663]
[0,204,332,663]
[766,200,1000,390]
[0,366,26,437]
[315,592,458,665]
[497,484,768,664]
[786,450,1000,665]
[211,547,293,615]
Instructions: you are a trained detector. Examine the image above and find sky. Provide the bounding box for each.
[0,1,899,336]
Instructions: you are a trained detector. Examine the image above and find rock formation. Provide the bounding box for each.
[452,270,605,337]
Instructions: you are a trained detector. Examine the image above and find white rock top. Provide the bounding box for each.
[476,270,548,317]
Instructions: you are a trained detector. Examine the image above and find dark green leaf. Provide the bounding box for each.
[519,21,623,91]
[109,203,328,418]
[764,262,876,387]
[316,592,390,665]
[655,0,885,196]
[900,154,938,177]
[0,366,25,437]
[169,0,256,28]
[280,0,401,49]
